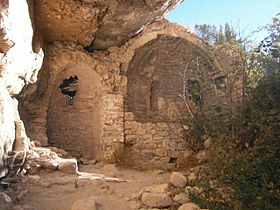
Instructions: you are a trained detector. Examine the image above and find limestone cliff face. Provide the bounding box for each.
[0,0,43,177]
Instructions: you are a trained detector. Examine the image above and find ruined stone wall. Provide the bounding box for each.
[120,21,243,168]
[20,20,243,169]
[0,0,244,175]
[21,42,127,160]
[124,112,189,169]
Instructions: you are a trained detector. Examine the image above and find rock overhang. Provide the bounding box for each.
[34,0,183,49]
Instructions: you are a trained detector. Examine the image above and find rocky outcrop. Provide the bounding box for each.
[34,0,182,49]
[137,172,204,209]
[0,0,43,177]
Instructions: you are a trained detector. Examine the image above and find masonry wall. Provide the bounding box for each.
[21,42,126,160]
[121,32,243,168]
[47,64,103,159]
[20,21,243,168]
[124,112,189,169]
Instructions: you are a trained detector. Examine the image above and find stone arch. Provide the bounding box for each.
[120,20,223,75]
[118,21,242,168]
[46,63,103,159]
[124,31,221,122]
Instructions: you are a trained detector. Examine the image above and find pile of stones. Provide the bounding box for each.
[135,172,208,210]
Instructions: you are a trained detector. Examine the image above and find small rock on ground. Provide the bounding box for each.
[173,192,190,204]
[170,172,187,188]
[143,183,170,193]
[58,160,77,174]
[141,192,172,208]
[178,203,201,210]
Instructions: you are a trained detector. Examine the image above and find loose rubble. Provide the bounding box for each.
[137,171,203,210]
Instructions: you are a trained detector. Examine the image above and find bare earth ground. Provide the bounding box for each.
[2,163,172,210]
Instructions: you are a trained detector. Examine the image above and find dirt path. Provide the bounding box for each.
[12,163,171,210]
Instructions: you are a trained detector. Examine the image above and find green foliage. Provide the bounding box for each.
[190,12,280,210]
[220,137,280,210]
[194,23,239,45]
[260,13,280,65]
[191,136,280,210]
[184,114,206,152]
[187,79,202,108]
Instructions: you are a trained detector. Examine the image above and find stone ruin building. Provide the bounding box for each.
[0,0,243,177]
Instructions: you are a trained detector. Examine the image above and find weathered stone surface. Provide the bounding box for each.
[16,190,29,202]
[173,192,190,204]
[170,172,187,188]
[58,160,78,174]
[141,192,172,208]
[71,197,97,210]
[33,141,42,147]
[178,203,201,210]
[13,205,24,210]
[143,183,170,193]
[0,0,43,177]
[41,161,58,171]
[57,149,68,157]
[0,85,17,178]
[34,0,182,48]
[80,158,97,165]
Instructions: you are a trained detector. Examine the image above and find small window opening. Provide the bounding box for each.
[59,75,78,105]
[150,80,160,110]
[168,157,178,163]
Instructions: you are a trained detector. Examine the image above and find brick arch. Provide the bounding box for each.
[120,20,223,75]
[125,33,220,122]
